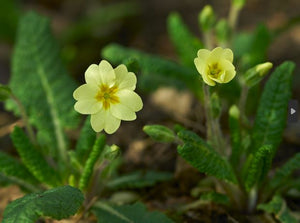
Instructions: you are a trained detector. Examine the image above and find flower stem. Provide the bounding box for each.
[11,94,36,144]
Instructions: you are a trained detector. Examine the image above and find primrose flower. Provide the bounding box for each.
[73,60,143,134]
[194,47,236,86]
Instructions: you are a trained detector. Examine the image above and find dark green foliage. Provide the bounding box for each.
[6,12,79,156]
[252,62,295,155]
[92,202,175,223]
[101,44,202,98]
[107,170,173,190]
[11,126,61,187]
[0,84,12,101]
[257,195,297,223]
[167,13,203,67]
[79,134,106,190]
[177,129,212,151]
[269,153,300,190]
[2,185,84,223]
[243,145,272,191]
[75,117,96,163]
[0,151,39,191]
[143,125,175,143]
[229,105,241,168]
[200,192,230,206]
[177,143,237,184]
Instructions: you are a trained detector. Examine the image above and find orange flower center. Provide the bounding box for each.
[95,84,119,110]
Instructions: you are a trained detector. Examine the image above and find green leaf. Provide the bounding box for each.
[252,62,295,156]
[101,44,202,98]
[0,151,39,191]
[269,153,300,190]
[75,117,96,163]
[6,12,79,157]
[11,126,61,187]
[177,129,211,149]
[257,195,297,223]
[92,202,175,223]
[228,105,241,168]
[200,192,230,206]
[79,134,106,191]
[0,84,12,101]
[167,13,203,67]
[143,125,175,143]
[2,185,84,223]
[177,143,237,184]
[107,170,173,190]
[243,145,272,191]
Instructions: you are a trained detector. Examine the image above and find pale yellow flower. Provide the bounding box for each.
[194,47,236,86]
[73,60,143,134]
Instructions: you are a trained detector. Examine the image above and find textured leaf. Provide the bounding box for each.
[2,185,84,223]
[167,13,203,67]
[177,143,237,184]
[243,145,272,191]
[92,202,174,223]
[6,12,79,157]
[269,153,300,190]
[101,44,202,98]
[0,151,39,191]
[79,134,106,190]
[252,62,295,155]
[177,129,211,150]
[143,125,175,143]
[257,195,297,223]
[75,117,96,163]
[11,126,61,187]
[107,170,173,190]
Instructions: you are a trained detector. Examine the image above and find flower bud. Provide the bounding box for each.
[199,5,216,32]
[104,144,121,161]
[232,0,246,9]
[229,105,240,119]
[244,62,273,88]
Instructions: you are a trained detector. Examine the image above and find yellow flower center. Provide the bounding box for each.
[208,63,222,78]
[95,84,119,110]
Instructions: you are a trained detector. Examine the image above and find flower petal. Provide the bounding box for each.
[117,90,143,111]
[224,69,236,83]
[208,47,223,62]
[74,100,102,114]
[114,64,137,90]
[73,84,98,100]
[222,48,233,62]
[104,112,121,134]
[99,60,116,86]
[85,64,101,85]
[111,103,137,121]
[197,49,210,60]
[90,110,106,132]
[219,59,235,71]
[194,58,207,75]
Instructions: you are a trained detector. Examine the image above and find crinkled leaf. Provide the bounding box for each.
[243,145,272,191]
[167,12,203,67]
[177,143,237,184]
[6,12,79,157]
[252,62,295,156]
[11,126,61,187]
[92,202,174,223]
[107,170,173,190]
[2,185,84,223]
[258,195,297,223]
[177,129,211,150]
[101,44,202,98]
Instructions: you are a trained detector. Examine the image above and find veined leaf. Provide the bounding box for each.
[177,129,211,150]
[11,126,61,187]
[167,13,203,67]
[252,62,295,155]
[257,195,297,223]
[75,117,96,163]
[92,202,174,223]
[101,44,202,98]
[2,185,84,223]
[79,134,106,191]
[269,153,300,190]
[177,143,237,184]
[107,170,173,190]
[6,12,79,158]
[0,151,39,191]
[243,145,272,191]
